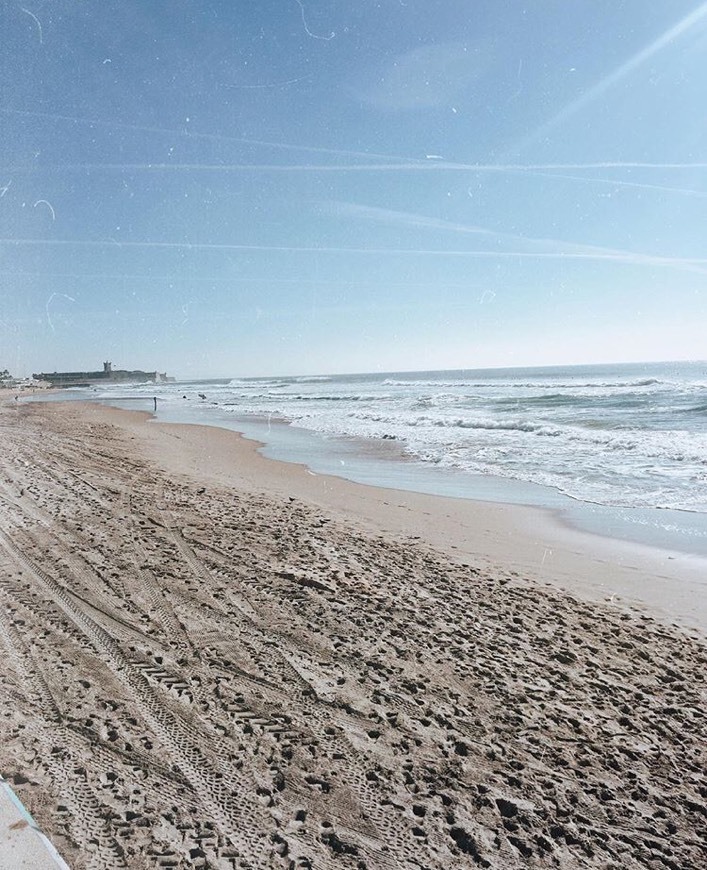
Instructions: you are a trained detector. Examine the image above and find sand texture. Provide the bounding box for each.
[0,401,705,869]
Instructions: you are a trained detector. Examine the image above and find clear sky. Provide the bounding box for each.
[1,1,706,378]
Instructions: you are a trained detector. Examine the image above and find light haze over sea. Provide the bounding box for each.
[56,359,707,557]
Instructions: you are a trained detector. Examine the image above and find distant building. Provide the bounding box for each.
[0,369,41,389]
[33,361,173,387]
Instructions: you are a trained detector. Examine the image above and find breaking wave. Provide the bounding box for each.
[102,361,707,511]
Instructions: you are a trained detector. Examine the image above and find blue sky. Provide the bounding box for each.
[1,0,706,378]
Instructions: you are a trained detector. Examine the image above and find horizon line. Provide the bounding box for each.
[15,357,704,382]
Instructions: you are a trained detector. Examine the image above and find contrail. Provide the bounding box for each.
[325,200,707,272]
[221,75,312,90]
[0,107,410,163]
[513,170,707,198]
[0,269,489,288]
[3,105,707,173]
[2,237,706,271]
[5,269,539,294]
[4,161,706,173]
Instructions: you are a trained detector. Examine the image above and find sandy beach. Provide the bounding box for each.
[0,398,705,869]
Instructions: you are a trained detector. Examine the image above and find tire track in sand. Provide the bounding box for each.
[0,592,126,869]
[162,523,423,869]
[0,528,276,868]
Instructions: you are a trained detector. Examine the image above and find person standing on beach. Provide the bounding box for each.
[153,396,157,411]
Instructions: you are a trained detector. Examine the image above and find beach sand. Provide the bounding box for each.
[0,399,704,869]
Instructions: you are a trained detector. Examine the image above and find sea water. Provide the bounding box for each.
[49,360,707,556]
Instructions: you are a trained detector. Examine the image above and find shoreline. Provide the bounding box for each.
[10,394,707,633]
[32,388,707,560]
[0,398,705,868]
[219,414,707,562]
[114,401,707,636]
[15,395,707,634]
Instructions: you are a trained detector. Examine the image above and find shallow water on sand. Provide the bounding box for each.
[29,362,707,561]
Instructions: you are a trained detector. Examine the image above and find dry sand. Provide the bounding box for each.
[0,399,705,869]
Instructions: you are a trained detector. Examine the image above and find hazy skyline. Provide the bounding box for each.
[1,1,706,378]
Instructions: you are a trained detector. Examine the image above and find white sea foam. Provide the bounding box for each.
[93,361,707,512]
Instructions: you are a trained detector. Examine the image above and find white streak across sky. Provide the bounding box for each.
[4,160,705,199]
[3,107,706,177]
[3,2,707,374]
[2,237,706,272]
[514,1,707,153]
[0,107,408,163]
[5,161,706,172]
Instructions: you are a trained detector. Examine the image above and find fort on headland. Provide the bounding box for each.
[33,361,174,388]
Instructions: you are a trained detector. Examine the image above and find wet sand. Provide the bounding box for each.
[0,399,705,869]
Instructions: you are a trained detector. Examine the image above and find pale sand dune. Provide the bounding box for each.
[0,400,704,869]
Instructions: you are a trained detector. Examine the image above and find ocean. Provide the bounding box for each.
[42,360,707,556]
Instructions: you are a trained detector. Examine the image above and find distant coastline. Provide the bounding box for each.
[32,360,174,388]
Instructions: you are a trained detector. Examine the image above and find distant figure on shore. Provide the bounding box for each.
[153,396,157,411]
